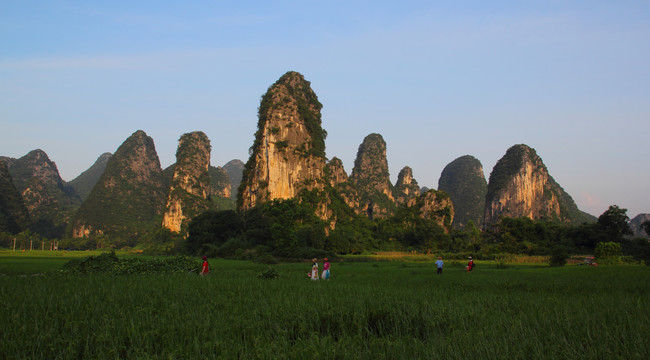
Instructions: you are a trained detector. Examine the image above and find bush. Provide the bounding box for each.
[61,251,201,275]
[549,246,569,267]
[257,266,280,279]
[595,242,621,265]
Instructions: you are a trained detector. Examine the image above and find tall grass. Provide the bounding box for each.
[1,258,649,359]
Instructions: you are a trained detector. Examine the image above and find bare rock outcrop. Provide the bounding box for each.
[416,189,455,230]
[394,166,420,207]
[484,144,593,226]
[238,71,328,211]
[349,133,395,218]
[162,132,212,233]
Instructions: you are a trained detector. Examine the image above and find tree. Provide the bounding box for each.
[597,205,631,240]
[594,241,621,264]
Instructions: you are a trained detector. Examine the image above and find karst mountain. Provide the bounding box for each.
[0,71,611,243]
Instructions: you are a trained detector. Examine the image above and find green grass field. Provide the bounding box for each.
[1,252,649,359]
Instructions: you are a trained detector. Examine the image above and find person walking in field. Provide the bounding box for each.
[311,258,319,280]
[201,256,210,276]
[466,256,474,272]
[321,258,330,280]
[435,257,444,275]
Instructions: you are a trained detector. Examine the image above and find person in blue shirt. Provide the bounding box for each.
[435,257,444,275]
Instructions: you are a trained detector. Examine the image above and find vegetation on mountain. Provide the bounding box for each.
[0,161,29,234]
[2,149,80,238]
[239,71,328,211]
[69,153,111,201]
[485,144,595,225]
[256,71,326,159]
[393,166,420,206]
[438,155,487,229]
[71,130,167,242]
[350,133,396,218]
[162,132,213,234]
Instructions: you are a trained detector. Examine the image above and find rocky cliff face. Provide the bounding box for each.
[72,130,167,238]
[239,71,328,210]
[416,189,455,230]
[394,166,420,207]
[2,150,80,233]
[69,152,112,201]
[326,157,360,213]
[0,161,30,234]
[484,144,592,226]
[162,132,213,233]
[349,133,395,218]
[438,155,487,228]
[223,159,244,200]
[630,213,650,237]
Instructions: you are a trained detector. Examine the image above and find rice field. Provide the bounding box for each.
[1,252,649,359]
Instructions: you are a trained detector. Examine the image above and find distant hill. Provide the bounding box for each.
[0,161,30,234]
[1,149,80,238]
[69,153,112,201]
[71,130,167,239]
[223,159,244,200]
[438,155,487,229]
[630,213,650,238]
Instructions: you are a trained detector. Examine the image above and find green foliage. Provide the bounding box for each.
[597,205,631,239]
[256,266,280,279]
[438,155,487,228]
[595,241,622,264]
[3,260,650,358]
[549,246,569,267]
[275,140,289,152]
[0,162,30,234]
[71,131,167,239]
[61,251,201,274]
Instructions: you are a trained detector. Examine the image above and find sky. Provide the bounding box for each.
[1,1,649,218]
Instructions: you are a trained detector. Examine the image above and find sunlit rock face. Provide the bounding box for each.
[349,133,395,218]
[484,144,592,226]
[162,131,212,233]
[394,166,420,207]
[416,189,455,230]
[438,155,487,229]
[72,130,166,238]
[239,71,328,210]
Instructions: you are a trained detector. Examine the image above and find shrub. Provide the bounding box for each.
[595,242,621,265]
[257,266,280,279]
[549,246,569,267]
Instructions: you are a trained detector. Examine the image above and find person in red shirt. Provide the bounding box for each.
[201,256,210,276]
[467,256,474,272]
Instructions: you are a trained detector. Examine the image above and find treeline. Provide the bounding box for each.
[183,201,650,263]
[2,201,648,265]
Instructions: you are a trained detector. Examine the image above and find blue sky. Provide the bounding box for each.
[1,1,649,217]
